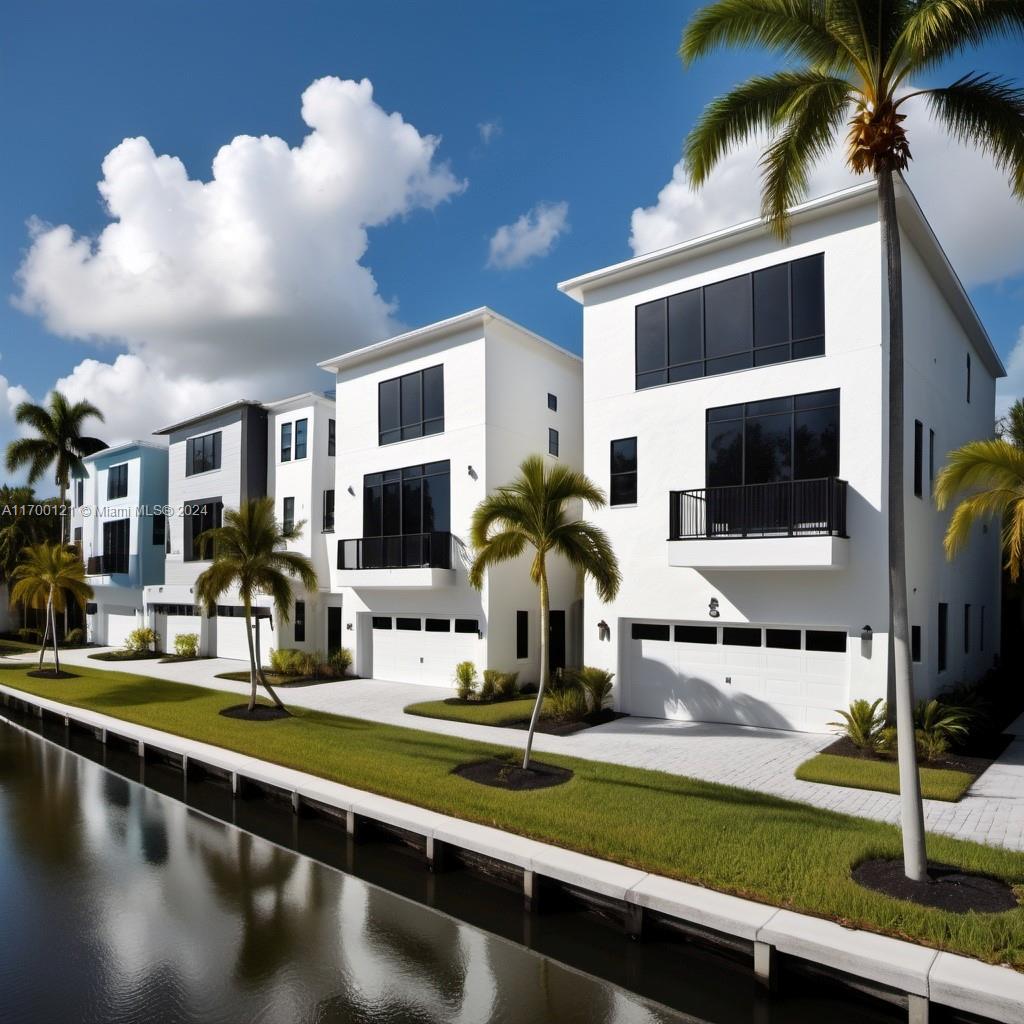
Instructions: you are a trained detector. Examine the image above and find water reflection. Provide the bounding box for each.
[0,723,680,1024]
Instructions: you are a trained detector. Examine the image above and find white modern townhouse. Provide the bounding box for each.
[319,307,583,686]
[145,397,339,660]
[71,441,169,646]
[558,180,1003,733]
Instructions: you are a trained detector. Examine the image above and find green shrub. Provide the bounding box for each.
[547,682,588,722]
[17,627,41,643]
[328,647,353,677]
[495,670,518,699]
[914,698,973,763]
[174,633,199,658]
[269,648,319,676]
[454,660,477,701]
[829,699,887,753]
[566,666,614,713]
[480,669,502,701]
[124,627,159,654]
[64,627,85,645]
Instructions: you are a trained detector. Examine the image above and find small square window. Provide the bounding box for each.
[454,618,480,634]
[396,617,421,631]
[674,625,716,644]
[631,622,670,641]
[766,628,800,650]
[805,630,847,653]
[722,627,761,647]
[547,393,557,412]
[372,616,392,630]
[425,618,450,632]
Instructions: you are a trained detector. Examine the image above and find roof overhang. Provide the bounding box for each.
[153,400,263,436]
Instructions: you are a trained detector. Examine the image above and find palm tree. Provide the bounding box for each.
[10,542,92,673]
[680,0,1024,881]
[5,391,106,545]
[468,455,621,769]
[194,497,318,715]
[996,396,1024,449]
[0,486,62,632]
[935,435,1024,580]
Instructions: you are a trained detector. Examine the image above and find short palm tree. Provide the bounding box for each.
[680,0,1024,881]
[468,455,621,769]
[935,435,1024,581]
[10,542,93,673]
[5,392,105,544]
[194,497,318,715]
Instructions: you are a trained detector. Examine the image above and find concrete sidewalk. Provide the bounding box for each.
[7,645,1024,851]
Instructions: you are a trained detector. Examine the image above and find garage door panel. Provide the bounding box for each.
[371,618,484,687]
[105,608,137,647]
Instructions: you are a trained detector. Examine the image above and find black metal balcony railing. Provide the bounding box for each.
[85,553,129,575]
[669,478,848,540]
[337,531,453,571]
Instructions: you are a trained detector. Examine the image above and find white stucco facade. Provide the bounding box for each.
[319,308,583,688]
[558,181,1003,732]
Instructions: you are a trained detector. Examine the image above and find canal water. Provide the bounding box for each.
[0,712,900,1024]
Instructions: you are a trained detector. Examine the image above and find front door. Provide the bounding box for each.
[549,610,566,674]
[327,607,342,653]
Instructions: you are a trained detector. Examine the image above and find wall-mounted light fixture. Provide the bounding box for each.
[597,619,610,641]
[860,624,872,642]
[708,597,720,619]
[347,485,355,496]
[467,465,477,480]
[346,622,353,631]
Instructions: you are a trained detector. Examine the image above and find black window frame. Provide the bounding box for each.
[631,622,670,641]
[328,418,336,457]
[183,497,223,562]
[911,625,922,663]
[547,393,557,412]
[294,418,308,460]
[722,626,762,647]
[635,253,825,390]
[766,628,801,650]
[282,497,295,533]
[396,617,422,631]
[674,624,717,644]
[938,603,948,672]
[425,618,451,633]
[516,610,529,659]
[372,616,392,630]
[914,420,923,498]
[610,437,638,506]
[281,422,292,463]
[75,478,84,506]
[363,460,450,539]
[102,518,130,574]
[294,600,306,642]
[186,431,222,476]
[378,365,444,445]
[548,428,559,457]
[706,389,840,487]
[107,463,128,500]
[454,618,480,634]
[152,512,165,547]
[322,489,335,533]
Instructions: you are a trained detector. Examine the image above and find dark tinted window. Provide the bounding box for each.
[914,420,923,498]
[454,618,479,634]
[323,489,335,532]
[610,437,637,505]
[547,393,557,411]
[722,626,761,647]
[425,618,450,632]
[805,630,847,653]
[631,622,670,641]
[379,366,444,444]
[187,431,221,475]
[152,513,165,547]
[294,600,305,642]
[516,610,528,658]
[396,617,421,631]
[766,628,801,650]
[364,461,450,538]
[548,428,559,457]
[107,464,128,500]
[281,422,292,462]
[328,418,336,457]
[964,604,971,654]
[372,616,392,629]
[911,625,921,663]
[294,419,307,460]
[674,625,717,644]
[282,497,295,532]
[183,498,223,562]
[938,603,948,670]
[636,254,824,389]
[102,519,130,573]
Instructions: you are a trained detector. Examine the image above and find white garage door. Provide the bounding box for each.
[627,622,848,732]
[104,607,138,648]
[370,615,484,686]
[216,615,274,664]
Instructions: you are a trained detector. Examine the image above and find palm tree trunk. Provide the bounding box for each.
[243,603,259,712]
[38,595,51,670]
[522,558,549,770]
[59,483,68,639]
[878,167,928,882]
[50,596,61,674]
[254,615,288,713]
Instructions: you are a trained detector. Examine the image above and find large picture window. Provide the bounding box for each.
[706,389,839,487]
[184,497,223,562]
[635,253,824,389]
[186,431,222,475]
[363,460,450,538]
[102,519,130,574]
[379,365,444,444]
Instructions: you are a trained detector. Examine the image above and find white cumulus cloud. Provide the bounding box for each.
[629,94,1024,291]
[487,201,569,270]
[14,76,465,387]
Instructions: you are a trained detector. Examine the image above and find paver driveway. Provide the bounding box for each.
[8,646,1024,851]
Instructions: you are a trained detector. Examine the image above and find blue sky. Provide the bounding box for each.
[2,0,1023,457]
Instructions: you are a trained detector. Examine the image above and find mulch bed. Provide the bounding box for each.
[158,656,210,664]
[510,709,629,736]
[821,735,1010,778]
[89,651,162,662]
[453,757,573,790]
[853,859,1019,913]
[26,669,79,680]
[218,704,291,721]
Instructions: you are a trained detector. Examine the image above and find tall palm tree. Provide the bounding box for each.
[10,542,92,673]
[194,497,318,715]
[468,455,621,769]
[680,0,1024,881]
[5,391,106,545]
[935,434,1024,580]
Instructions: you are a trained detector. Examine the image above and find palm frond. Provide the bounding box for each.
[5,437,54,481]
[934,438,1024,509]
[921,72,1024,198]
[468,530,529,590]
[550,521,622,602]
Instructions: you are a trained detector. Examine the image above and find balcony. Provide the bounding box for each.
[336,531,455,589]
[85,553,129,576]
[667,478,849,571]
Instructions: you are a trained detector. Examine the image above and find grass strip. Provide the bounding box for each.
[2,661,1023,967]
[405,695,546,727]
[796,753,976,803]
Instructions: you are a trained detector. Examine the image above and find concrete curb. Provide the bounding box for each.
[2,683,1021,1024]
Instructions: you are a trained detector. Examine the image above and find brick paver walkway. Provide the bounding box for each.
[9,647,1024,851]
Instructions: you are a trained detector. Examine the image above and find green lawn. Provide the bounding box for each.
[405,695,547,727]
[2,661,1023,967]
[796,753,976,803]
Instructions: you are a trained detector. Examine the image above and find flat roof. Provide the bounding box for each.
[263,390,336,411]
[318,306,580,374]
[83,440,166,462]
[153,399,264,436]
